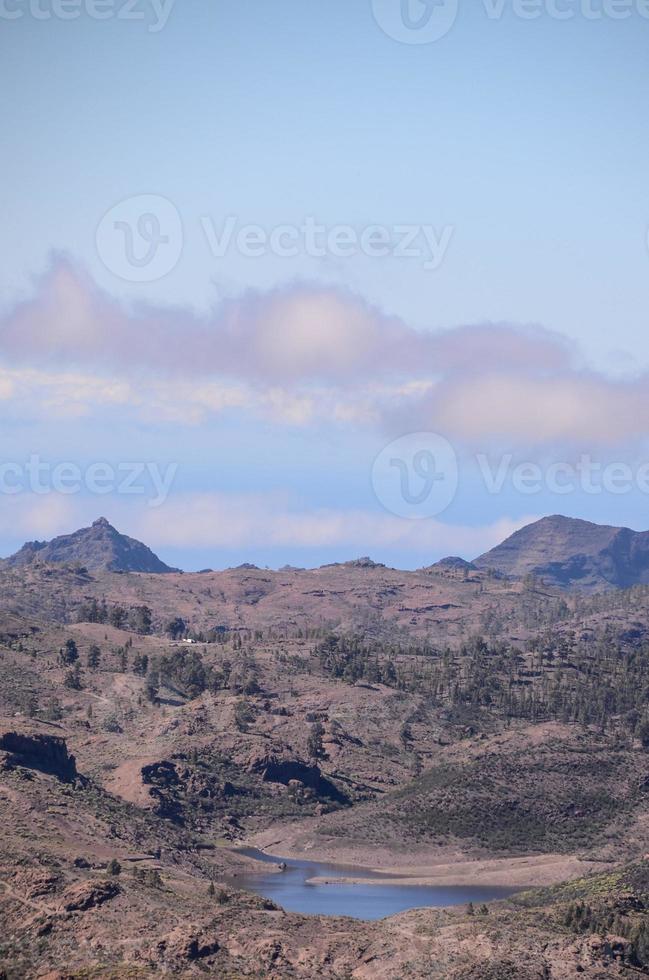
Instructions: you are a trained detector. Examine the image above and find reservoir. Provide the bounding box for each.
[234,848,519,921]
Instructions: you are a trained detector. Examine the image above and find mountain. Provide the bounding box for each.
[7,512,649,589]
[4,517,180,574]
[474,514,649,590]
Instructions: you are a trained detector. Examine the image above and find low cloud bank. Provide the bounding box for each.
[0,490,531,565]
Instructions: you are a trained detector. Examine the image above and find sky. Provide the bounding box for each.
[1,0,649,570]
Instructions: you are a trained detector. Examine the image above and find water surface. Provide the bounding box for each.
[233,847,518,920]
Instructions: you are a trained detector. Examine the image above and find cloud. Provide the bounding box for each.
[1,255,647,448]
[137,493,531,559]
[0,489,532,565]
[1,257,412,383]
[0,255,567,385]
[406,373,649,447]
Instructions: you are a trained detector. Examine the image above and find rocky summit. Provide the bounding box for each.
[474,514,649,590]
[3,516,180,575]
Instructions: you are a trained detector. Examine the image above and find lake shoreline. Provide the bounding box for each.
[231,845,525,919]
[245,832,607,888]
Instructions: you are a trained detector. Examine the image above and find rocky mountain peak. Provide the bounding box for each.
[92,517,112,529]
[4,518,180,574]
[474,515,649,590]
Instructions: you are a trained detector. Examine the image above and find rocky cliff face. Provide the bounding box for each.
[254,755,349,804]
[474,515,649,590]
[0,731,78,782]
[4,517,180,574]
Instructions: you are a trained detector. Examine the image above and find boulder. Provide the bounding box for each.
[61,879,121,912]
[158,926,220,963]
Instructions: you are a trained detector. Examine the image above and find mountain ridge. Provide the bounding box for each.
[474,514,649,590]
[3,517,180,574]
[6,513,649,590]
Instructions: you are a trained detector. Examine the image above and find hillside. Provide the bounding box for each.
[2,517,649,976]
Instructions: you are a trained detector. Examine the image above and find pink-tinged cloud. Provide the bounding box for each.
[410,373,649,446]
[0,255,647,448]
[0,256,568,384]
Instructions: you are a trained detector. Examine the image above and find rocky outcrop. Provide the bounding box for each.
[61,880,121,912]
[141,760,181,789]
[157,926,220,964]
[322,557,386,569]
[4,517,179,574]
[431,556,477,571]
[0,731,78,782]
[251,754,348,804]
[140,759,241,824]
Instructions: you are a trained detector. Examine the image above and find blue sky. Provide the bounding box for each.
[1,0,649,569]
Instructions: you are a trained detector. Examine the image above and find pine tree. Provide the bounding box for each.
[60,638,79,666]
[64,663,83,690]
